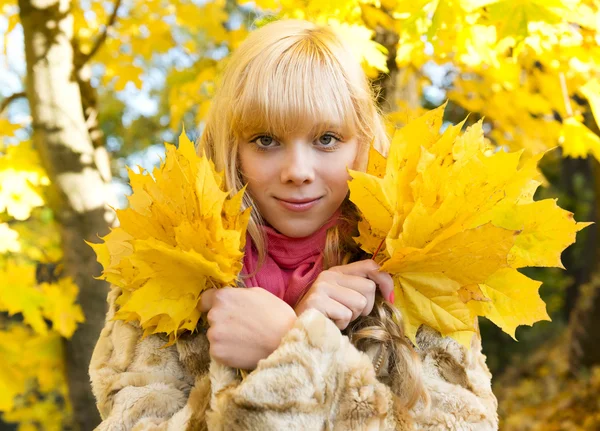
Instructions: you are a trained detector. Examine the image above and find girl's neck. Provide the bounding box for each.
[242,207,342,307]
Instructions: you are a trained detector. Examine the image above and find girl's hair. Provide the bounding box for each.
[198,18,428,409]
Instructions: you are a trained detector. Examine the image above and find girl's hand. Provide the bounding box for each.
[294,260,394,330]
[199,287,297,370]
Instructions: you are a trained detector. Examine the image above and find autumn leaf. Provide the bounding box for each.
[0,325,66,417]
[468,268,548,339]
[0,262,48,335]
[0,141,49,220]
[0,223,20,253]
[581,79,600,131]
[559,117,600,160]
[0,262,84,338]
[329,21,389,77]
[474,0,570,45]
[39,278,85,338]
[349,104,590,347]
[88,128,250,345]
[0,326,31,411]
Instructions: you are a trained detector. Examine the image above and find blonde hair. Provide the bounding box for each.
[198,18,428,409]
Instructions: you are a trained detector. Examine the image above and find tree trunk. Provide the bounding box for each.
[569,272,600,371]
[372,25,400,114]
[18,0,115,428]
[0,422,18,431]
[561,156,596,319]
[371,23,421,121]
[568,153,600,372]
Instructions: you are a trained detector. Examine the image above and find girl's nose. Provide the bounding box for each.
[280,144,315,185]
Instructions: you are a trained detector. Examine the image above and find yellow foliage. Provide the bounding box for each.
[328,21,389,77]
[0,222,20,253]
[5,0,592,166]
[168,61,218,129]
[481,0,573,45]
[348,105,590,346]
[581,79,600,130]
[103,61,145,91]
[0,324,71,429]
[497,332,600,430]
[0,262,84,338]
[560,117,600,159]
[39,278,85,338]
[381,0,600,161]
[71,0,106,55]
[1,8,19,57]
[0,141,49,221]
[0,100,79,428]
[0,262,47,335]
[9,212,63,263]
[0,118,22,139]
[88,129,250,345]
[175,0,229,43]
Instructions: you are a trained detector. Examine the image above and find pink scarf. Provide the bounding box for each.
[242,210,341,307]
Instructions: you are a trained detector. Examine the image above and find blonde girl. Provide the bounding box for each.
[89,19,498,430]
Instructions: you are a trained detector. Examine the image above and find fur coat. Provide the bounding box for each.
[89,287,498,430]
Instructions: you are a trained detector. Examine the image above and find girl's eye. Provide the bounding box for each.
[252,136,278,149]
[250,133,341,151]
[316,133,341,149]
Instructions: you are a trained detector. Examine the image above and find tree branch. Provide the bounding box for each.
[76,0,122,68]
[0,92,26,115]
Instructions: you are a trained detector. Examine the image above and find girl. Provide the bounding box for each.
[89,19,498,430]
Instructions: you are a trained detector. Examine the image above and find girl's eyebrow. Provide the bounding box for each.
[310,122,343,131]
[247,123,342,135]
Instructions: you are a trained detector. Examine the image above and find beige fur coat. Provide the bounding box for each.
[89,287,498,430]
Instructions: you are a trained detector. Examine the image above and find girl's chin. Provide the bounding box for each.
[267,216,326,238]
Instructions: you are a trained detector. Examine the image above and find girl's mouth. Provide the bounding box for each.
[275,197,323,212]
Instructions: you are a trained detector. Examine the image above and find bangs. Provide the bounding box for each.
[231,37,359,139]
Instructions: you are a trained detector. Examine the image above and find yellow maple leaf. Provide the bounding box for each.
[560,116,600,160]
[473,0,572,47]
[468,268,549,340]
[0,262,47,335]
[0,222,20,253]
[0,141,49,220]
[0,262,84,339]
[0,118,22,139]
[349,104,590,347]
[88,128,250,345]
[328,21,389,78]
[39,277,85,338]
[0,326,29,411]
[0,324,67,423]
[581,79,600,132]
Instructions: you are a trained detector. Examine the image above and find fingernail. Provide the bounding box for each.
[388,292,395,303]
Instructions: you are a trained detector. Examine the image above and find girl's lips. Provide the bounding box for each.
[276,197,322,212]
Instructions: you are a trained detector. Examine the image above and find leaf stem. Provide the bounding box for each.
[371,237,386,261]
[559,72,573,117]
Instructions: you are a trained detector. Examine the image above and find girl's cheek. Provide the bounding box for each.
[324,166,351,191]
[239,151,271,186]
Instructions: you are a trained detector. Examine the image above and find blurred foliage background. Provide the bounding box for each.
[1,0,600,429]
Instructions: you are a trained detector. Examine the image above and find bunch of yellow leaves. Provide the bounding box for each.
[349,104,591,347]
[88,130,250,345]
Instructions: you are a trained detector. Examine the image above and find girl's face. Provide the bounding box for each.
[239,123,359,238]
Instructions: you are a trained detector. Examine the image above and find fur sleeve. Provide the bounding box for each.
[88,287,212,431]
[204,308,413,431]
[410,326,499,431]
